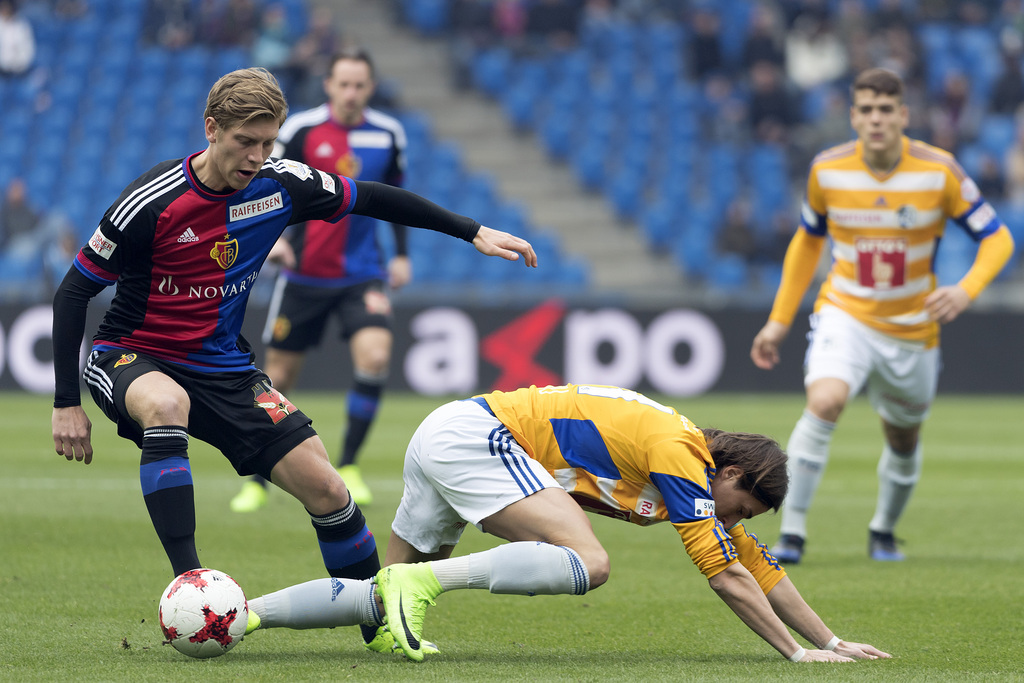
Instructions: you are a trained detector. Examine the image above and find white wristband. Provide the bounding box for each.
[824,636,841,651]
[788,647,806,662]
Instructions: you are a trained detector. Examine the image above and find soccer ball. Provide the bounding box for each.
[158,568,248,659]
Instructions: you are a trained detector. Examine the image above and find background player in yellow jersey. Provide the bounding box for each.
[243,384,888,662]
[750,68,1015,563]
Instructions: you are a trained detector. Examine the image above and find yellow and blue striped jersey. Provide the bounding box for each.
[800,136,1003,347]
[479,384,785,593]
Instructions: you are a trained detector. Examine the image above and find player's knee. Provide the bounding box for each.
[805,395,844,423]
[134,390,190,426]
[579,547,610,589]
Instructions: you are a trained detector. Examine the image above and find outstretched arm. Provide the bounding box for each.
[708,563,856,662]
[51,266,104,464]
[765,575,891,660]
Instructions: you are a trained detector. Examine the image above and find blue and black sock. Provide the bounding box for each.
[338,377,383,468]
[139,426,199,576]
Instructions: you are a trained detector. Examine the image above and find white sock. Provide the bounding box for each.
[779,410,836,539]
[248,577,380,630]
[430,542,589,596]
[869,443,922,533]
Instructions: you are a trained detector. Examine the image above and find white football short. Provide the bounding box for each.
[803,305,941,427]
[390,398,558,554]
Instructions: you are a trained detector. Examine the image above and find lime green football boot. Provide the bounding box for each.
[375,564,443,662]
[230,480,268,513]
[337,465,373,506]
[364,625,440,656]
[244,609,261,636]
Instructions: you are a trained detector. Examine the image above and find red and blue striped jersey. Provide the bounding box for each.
[74,153,356,370]
[273,105,406,286]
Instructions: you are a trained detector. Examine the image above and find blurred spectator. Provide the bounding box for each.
[284,6,343,108]
[975,152,1006,200]
[42,224,78,296]
[199,0,260,48]
[871,0,912,30]
[747,60,801,144]
[0,178,39,252]
[526,0,582,53]
[716,197,758,262]
[252,4,293,73]
[928,70,983,152]
[754,208,798,266]
[785,13,848,89]
[142,0,195,50]
[0,0,36,76]
[990,45,1024,116]
[450,0,497,89]
[687,7,723,80]
[742,3,786,70]
[1004,117,1024,205]
[702,73,748,143]
[493,0,528,47]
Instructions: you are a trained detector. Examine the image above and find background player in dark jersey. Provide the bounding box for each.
[50,67,536,653]
[232,48,409,513]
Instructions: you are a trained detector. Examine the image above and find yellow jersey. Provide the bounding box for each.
[797,136,1003,347]
[478,384,785,594]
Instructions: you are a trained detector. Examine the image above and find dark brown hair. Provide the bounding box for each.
[701,428,788,512]
[851,67,904,101]
[328,47,376,80]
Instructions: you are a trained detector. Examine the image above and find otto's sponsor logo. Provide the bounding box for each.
[114,353,137,367]
[694,498,715,518]
[856,238,907,289]
[316,169,337,194]
[88,226,117,259]
[156,271,260,299]
[229,192,283,222]
[210,234,238,270]
[252,380,297,424]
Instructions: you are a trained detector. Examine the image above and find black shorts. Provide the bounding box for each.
[263,278,393,352]
[84,349,316,479]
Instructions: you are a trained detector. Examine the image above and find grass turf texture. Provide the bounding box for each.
[2,391,1022,681]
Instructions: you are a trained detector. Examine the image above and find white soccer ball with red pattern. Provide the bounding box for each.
[158,568,248,658]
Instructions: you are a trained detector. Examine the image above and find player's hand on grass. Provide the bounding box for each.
[472,226,538,267]
[52,405,93,465]
[750,320,790,370]
[834,640,892,660]
[798,648,854,662]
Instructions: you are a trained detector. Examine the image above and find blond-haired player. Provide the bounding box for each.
[751,68,1015,563]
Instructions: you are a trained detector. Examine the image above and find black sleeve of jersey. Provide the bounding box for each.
[392,223,408,256]
[352,181,481,242]
[52,266,105,407]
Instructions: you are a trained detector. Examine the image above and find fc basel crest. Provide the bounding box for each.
[210,234,238,269]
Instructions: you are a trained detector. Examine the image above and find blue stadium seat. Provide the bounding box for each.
[471,47,512,98]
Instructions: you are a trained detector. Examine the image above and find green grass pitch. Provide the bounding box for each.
[2,391,1022,681]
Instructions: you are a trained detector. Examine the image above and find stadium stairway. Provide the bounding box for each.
[321,0,685,303]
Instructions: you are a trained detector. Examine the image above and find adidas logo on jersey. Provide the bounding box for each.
[177,227,199,243]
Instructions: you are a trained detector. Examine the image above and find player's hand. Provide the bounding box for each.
[472,226,537,267]
[797,648,854,662]
[834,640,891,660]
[389,255,412,289]
[52,405,94,465]
[267,238,296,270]
[750,319,790,370]
[924,284,971,324]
